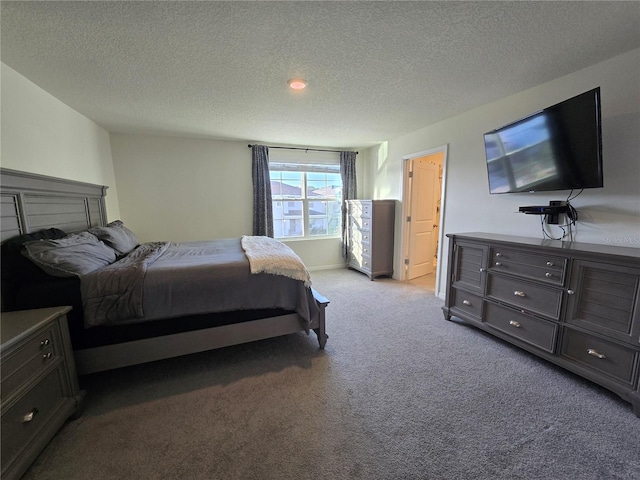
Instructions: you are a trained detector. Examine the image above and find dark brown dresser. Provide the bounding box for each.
[442,232,640,416]
[346,199,395,280]
[1,306,85,479]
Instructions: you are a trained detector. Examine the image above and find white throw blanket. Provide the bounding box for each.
[241,236,312,287]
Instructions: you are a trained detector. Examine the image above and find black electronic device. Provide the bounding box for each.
[484,88,603,194]
[519,201,571,225]
[518,205,570,215]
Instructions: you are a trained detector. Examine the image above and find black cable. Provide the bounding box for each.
[565,201,578,242]
[541,214,565,240]
[563,190,581,242]
[542,204,579,241]
[567,188,584,202]
[536,189,582,241]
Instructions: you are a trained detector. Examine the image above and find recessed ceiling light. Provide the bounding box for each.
[288,78,307,90]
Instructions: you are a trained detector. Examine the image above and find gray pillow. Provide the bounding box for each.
[89,220,139,256]
[22,231,117,278]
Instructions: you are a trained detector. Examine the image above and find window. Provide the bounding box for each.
[270,163,342,239]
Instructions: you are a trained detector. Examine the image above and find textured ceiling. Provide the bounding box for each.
[2,1,639,149]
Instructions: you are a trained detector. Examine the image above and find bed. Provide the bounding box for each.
[0,168,329,375]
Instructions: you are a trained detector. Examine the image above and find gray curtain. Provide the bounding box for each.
[340,151,358,258]
[252,145,274,237]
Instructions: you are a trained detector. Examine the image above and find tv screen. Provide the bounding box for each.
[484,88,603,194]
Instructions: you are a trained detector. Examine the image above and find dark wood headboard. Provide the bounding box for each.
[0,168,108,242]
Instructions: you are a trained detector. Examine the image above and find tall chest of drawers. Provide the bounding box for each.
[443,232,640,416]
[1,306,85,480]
[346,200,395,280]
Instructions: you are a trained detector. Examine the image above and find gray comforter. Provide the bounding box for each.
[81,238,319,330]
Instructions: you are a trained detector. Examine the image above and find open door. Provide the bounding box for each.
[406,154,443,280]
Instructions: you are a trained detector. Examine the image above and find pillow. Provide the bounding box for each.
[89,220,139,256]
[3,228,68,254]
[22,231,117,278]
[1,228,69,283]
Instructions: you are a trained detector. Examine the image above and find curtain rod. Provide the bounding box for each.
[248,144,358,155]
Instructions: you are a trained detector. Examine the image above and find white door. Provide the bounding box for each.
[407,157,441,280]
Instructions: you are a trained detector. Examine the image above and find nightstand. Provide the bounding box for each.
[1,306,85,480]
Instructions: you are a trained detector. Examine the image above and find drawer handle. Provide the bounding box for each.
[509,320,521,328]
[22,408,39,423]
[40,339,50,348]
[567,289,575,295]
[462,300,472,306]
[495,262,502,266]
[42,352,53,360]
[495,252,502,257]
[513,291,527,297]
[546,261,554,267]
[479,268,485,273]
[587,349,606,359]
[545,272,553,278]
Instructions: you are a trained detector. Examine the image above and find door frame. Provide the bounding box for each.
[400,144,449,296]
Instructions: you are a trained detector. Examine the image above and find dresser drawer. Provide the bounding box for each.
[1,366,68,469]
[451,289,483,319]
[348,201,372,219]
[349,252,371,272]
[349,227,371,245]
[489,247,566,285]
[349,216,372,232]
[1,324,62,400]
[487,274,563,320]
[484,302,558,353]
[560,328,639,387]
[350,242,372,259]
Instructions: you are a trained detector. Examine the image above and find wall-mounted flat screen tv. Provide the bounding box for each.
[484,88,603,194]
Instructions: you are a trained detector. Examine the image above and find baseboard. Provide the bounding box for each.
[307,264,348,272]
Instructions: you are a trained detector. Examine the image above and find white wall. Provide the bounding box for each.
[109,134,349,270]
[0,63,121,220]
[366,48,640,296]
[110,134,251,242]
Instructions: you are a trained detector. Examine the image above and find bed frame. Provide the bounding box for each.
[0,168,329,374]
